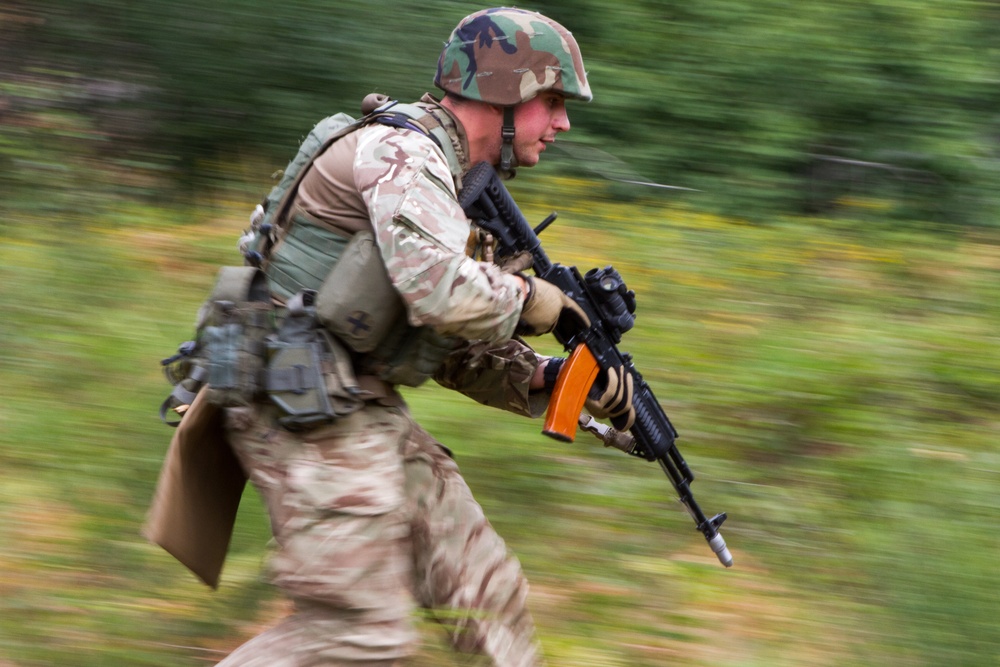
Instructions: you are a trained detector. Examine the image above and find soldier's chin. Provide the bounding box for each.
[513,151,540,169]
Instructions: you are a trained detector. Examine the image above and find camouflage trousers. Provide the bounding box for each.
[217,402,542,667]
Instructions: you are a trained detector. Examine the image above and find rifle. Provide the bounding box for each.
[459,162,733,568]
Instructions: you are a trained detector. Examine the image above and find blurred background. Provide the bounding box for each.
[1,1,998,665]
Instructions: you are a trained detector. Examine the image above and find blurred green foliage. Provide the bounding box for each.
[6,0,1000,223]
[2,2,1000,666]
[2,165,999,666]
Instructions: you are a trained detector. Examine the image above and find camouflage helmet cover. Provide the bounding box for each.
[434,7,592,106]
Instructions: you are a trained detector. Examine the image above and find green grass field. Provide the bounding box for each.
[1,171,998,665]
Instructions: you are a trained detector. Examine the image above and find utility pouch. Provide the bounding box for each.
[198,267,274,408]
[315,230,404,353]
[266,290,364,430]
[160,266,275,424]
[266,339,334,430]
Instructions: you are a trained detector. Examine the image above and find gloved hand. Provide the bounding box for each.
[585,365,636,431]
[517,276,589,336]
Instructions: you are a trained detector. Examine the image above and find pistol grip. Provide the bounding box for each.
[543,344,599,442]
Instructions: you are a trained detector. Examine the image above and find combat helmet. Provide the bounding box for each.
[435,6,591,105]
[435,7,592,171]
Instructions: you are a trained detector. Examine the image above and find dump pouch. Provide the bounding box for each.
[315,230,404,353]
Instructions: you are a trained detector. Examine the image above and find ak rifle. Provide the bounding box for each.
[459,162,732,568]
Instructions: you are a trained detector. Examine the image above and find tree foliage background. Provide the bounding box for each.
[8,0,1000,224]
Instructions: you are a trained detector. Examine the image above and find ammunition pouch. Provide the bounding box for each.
[265,290,364,430]
[160,266,275,423]
[200,299,273,408]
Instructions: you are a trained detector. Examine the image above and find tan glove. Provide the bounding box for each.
[517,276,590,336]
[497,250,534,275]
[585,366,636,431]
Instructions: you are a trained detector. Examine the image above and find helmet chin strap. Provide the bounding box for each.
[499,106,516,173]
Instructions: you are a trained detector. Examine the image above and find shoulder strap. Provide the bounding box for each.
[258,100,463,269]
[369,102,464,181]
[268,119,368,240]
[273,101,461,235]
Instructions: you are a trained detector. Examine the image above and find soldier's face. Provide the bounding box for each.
[512,92,571,168]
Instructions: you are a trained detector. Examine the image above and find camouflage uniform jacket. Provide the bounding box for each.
[294,95,549,418]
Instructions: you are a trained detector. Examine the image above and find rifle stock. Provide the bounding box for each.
[460,162,733,568]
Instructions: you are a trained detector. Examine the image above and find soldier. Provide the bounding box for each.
[207,7,631,666]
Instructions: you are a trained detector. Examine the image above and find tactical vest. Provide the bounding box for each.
[240,99,465,388]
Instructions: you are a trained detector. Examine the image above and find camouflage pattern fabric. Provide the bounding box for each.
[353,121,525,342]
[435,338,550,418]
[434,7,592,106]
[216,94,549,665]
[218,402,542,666]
